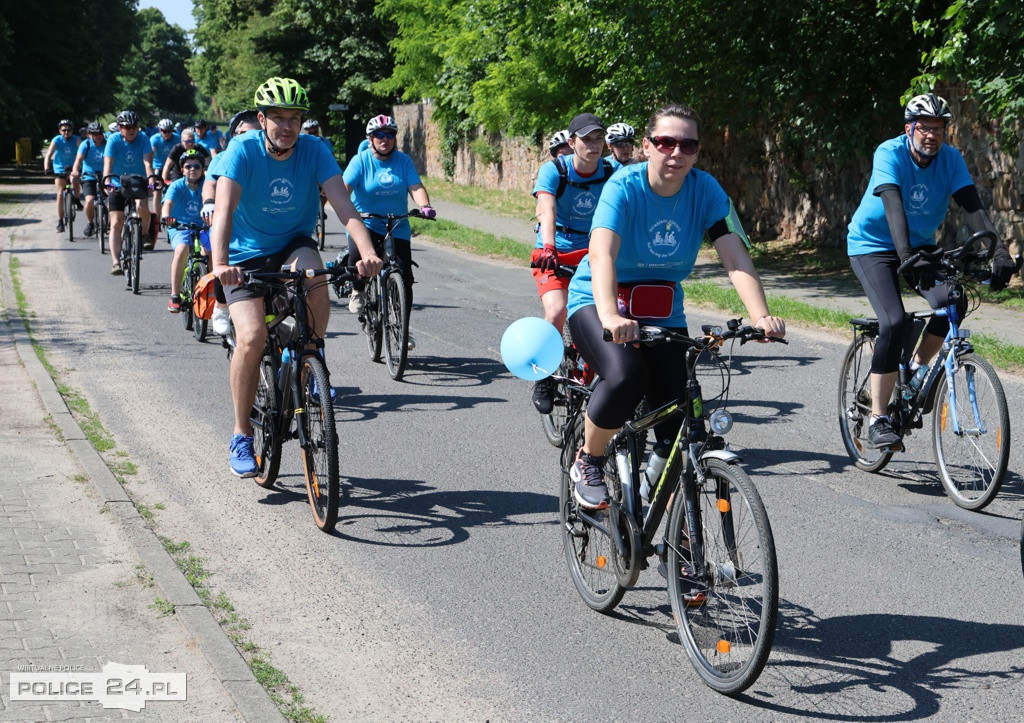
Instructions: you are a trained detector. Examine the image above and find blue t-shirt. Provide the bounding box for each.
[847,135,974,256]
[165,177,204,225]
[343,149,422,238]
[104,133,152,179]
[206,149,228,180]
[357,138,370,153]
[218,130,341,263]
[50,135,80,173]
[195,131,219,155]
[567,163,730,328]
[76,138,105,180]
[150,132,181,170]
[532,155,615,252]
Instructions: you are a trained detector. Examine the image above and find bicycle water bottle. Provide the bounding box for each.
[902,364,929,403]
[640,446,670,503]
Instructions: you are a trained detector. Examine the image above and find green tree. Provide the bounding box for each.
[114,7,197,119]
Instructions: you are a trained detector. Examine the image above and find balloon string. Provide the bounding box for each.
[531,363,552,376]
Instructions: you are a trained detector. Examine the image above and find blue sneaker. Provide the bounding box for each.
[229,434,258,478]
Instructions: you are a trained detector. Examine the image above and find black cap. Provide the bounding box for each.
[568,113,604,138]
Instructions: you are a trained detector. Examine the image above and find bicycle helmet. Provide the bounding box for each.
[116,110,139,126]
[108,122,119,133]
[548,129,570,156]
[302,119,320,131]
[58,119,73,130]
[253,77,310,112]
[904,93,953,123]
[365,114,398,135]
[157,118,174,131]
[195,118,208,129]
[605,122,635,145]
[178,148,204,169]
[86,121,103,134]
[228,109,259,137]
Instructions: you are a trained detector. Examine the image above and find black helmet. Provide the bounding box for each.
[116,110,139,126]
[178,148,204,169]
[228,109,259,137]
[58,119,73,130]
[86,121,103,134]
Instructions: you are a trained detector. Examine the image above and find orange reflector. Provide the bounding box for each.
[717,499,731,513]
[997,427,1002,449]
[596,555,607,569]
[717,640,731,654]
[940,403,948,432]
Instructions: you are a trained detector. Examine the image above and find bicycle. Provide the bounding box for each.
[57,171,76,243]
[105,174,163,294]
[341,209,432,381]
[243,261,359,532]
[315,198,327,251]
[559,319,784,695]
[838,230,1011,511]
[95,182,109,254]
[163,218,211,342]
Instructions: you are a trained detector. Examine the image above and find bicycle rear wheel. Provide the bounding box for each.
[64,192,75,242]
[363,277,382,362]
[192,260,209,342]
[383,272,409,380]
[251,352,282,489]
[931,353,1009,511]
[130,220,142,294]
[667,459,778,696]
[559,416,627,613]
[97,203,107,254]
[299,354,340,531]
[837,334,894,473]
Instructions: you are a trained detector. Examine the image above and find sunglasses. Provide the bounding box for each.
[182,164,203,170]
[372,130,396,140]
[648,135,700,155]
[120,124,139,130]
[183,138,195,143]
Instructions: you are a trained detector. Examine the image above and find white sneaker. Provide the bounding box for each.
[212,306,232,336]
[348,288,363,314]
[406,334,416,351]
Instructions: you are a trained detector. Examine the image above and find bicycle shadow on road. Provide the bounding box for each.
[395,354,510,388]
[738,599,1024,719]
[332,385,506,421]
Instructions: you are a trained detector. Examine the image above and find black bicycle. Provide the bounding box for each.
[105,174,163,294]
[163,218,210,341]
[56,171,76,243]
[838,231,1011,511]
[95,181,109,254]
[315,201,327,251]
[559,319,784,695]
[244,262,359,532]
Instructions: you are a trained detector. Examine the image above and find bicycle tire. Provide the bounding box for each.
[120,224,132,287]
[667,458,778,696]
[192,260,209,342]
[559,416,627,613]
[97,203,107,254]
[299,354,340,531]
[542,352,576,447]
[180,261,195,331]
[837,334,894,473]
[251,352,282,489]
[383,272,409,380]
[364,276,382,362]
[130,220,142,294]
[64,191,75,243]
[316,209,326,251]
[931,353,1010,511]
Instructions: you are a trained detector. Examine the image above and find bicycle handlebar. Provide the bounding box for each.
[162,218,209,232]
[360,209,434,222]
[244,263,360,285]
[896,230,1000,277]
[101,173,165,192]
[528,261,577,278]
[603,319,788,348]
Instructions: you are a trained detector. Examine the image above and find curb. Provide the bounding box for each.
[0,244,285,722]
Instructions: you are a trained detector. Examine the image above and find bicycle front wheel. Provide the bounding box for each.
[837,334,894,473]
[931,353,1010,511]
[383,272,409,380]
[130,220,142,294]
[97,203,107,254]
[65,192,75,242]
[542,353,575,447]
[251,352,282,489]
[667,459,778,696]
[192,260,209,342]
[559,416,627,613]
[299,354,340,532]
[363,277,382,362]
[180,262,195,331]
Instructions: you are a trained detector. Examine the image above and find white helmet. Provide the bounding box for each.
[157,118,174,131]
[904,93,953,123]
[548,129,570,157]
[365,114,397,135]
[605,122,635,144]
[302,118,320,130]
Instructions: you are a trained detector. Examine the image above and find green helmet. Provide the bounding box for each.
[253,77,309,112]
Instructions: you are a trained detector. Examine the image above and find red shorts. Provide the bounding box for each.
[531,247,589,296]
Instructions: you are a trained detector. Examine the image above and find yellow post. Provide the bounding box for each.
[15,138,32,166]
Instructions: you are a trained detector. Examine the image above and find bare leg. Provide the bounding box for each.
[228,298,267,436]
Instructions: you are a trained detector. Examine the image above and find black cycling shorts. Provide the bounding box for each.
[224,236,320,305]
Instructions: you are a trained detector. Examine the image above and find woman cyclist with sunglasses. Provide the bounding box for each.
[343,114,436,350]
[564,103,786,510]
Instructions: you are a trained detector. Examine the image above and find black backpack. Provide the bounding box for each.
[553,155,614,199]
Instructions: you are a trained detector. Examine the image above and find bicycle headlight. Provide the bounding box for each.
[709,409,733,435]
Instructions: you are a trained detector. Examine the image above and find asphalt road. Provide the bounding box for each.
[8,194,1024,719]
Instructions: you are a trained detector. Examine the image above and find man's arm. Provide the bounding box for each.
[211,176,242,285]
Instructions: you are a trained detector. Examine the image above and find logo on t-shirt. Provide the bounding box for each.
[907,183,929,216]
[647,220,682,258]
[377,169,397,190]
[270,177,295,204]
[185,199,200,217]
[573,192,596,215]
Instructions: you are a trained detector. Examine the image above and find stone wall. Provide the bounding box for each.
[394,97,1024,258]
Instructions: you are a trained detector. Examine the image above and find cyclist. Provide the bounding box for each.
[302,118,334,155]
[150,119,180,242]
[847,92,1016,449]
[202,109,260,336]
[42,120,82,233]
[565,103,785,510]
[548,129,572,158]
[163,129,211,184]
[102,110,155,274]
[106,122,119,139]
[606,122,637,169]
[530,113,615,415]
[343,113,436,351]
[194,119,219,157]
[70,122,107,237]
[210,77,381,478]
[162,149,209,313]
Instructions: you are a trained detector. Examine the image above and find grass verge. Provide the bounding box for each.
[422,174,536,220]
[411,217,531,263]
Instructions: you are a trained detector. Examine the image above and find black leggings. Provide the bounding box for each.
[568,304,688,448]
[849,249,965,374]
[349,230,414,314]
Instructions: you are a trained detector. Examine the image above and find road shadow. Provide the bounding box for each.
[0,217,40,228]
[395,354,508,388]
[332,384,506,422]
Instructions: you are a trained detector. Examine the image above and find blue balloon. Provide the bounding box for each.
[501,317,564,381]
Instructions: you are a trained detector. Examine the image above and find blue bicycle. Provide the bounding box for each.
[839,231,1011,511]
